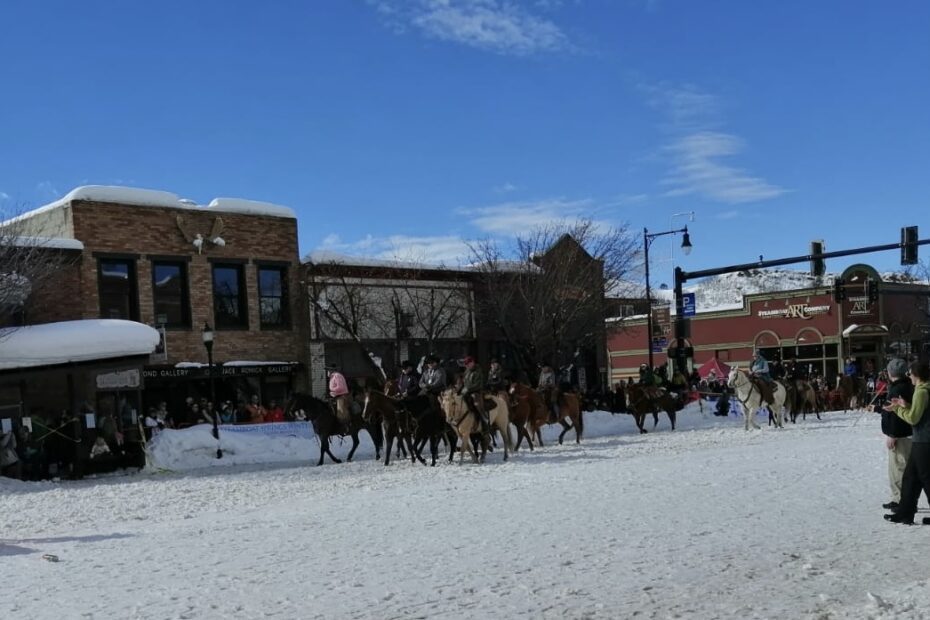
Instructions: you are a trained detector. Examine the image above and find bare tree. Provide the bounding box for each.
[1,208,78,336]
[468,219,639,378]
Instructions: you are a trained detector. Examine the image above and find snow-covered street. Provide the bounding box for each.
[3,409,929,619]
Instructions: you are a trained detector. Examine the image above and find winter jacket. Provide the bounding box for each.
[264,407,285,423]
[538,370,556,390]
[328,372,349,397]
[880,378,913,438]
[893,382,930,443]
[90,441,111,459]
[751,357,770,376]
[397,371,420,398]
[486,366,506,391]
[419,366,446,394]
[844,362,859,377]
[461,366,485,395]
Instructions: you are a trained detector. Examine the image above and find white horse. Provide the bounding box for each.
[727,367,786,430]
[440,390,514,463]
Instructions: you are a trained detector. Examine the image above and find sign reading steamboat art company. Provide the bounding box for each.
[757,304,831,320]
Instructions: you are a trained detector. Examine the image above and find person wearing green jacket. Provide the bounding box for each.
[884,361,930,525]
[460,356,489,433]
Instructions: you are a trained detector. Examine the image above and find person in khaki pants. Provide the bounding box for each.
[879,358,913,510]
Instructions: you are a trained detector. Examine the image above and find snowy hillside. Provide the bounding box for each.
[626,268,923,314]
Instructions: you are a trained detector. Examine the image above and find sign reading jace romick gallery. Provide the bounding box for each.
[142,364,297,381]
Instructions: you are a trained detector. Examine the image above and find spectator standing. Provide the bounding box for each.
[877,358,913,511]
[884,361,930,525]
[1,428,22,480]
[245,395,266,424]
[264,400,285,423]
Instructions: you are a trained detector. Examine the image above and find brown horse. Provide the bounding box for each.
[440,389,513,463]
[508,382,549,451]
[786,379,822,423]
[524,389,584,445]
[838,375,866,411]
[625,384,679,433]
[285,393,382,466]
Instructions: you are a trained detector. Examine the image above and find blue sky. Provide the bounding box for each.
[1,0,928,282]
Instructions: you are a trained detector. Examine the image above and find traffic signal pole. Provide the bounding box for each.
[671,235,930,375]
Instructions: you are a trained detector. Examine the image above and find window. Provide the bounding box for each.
[212,264,248,328]
[258,266,288,328]
[152,261,190,327]
[98,259,138,320]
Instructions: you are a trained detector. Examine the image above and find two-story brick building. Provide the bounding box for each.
[10,186,306,419]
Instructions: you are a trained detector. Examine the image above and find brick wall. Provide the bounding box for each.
[64,200,307,380]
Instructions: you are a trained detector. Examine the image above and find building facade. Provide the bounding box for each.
[608,264,930,383]
[11,186,307,417]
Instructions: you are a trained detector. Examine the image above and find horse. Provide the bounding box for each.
[525,389,584,445]
[285,393,382,466]
[508,383,549,451]
[440,389,514,464]
[625,384,679,433]
[727,368,787,430]
[838,375,867,412]
[362,389,417,466]
[785,379,822,423]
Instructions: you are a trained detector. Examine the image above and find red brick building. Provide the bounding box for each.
[11,186,306,416]
[608,264,930,383]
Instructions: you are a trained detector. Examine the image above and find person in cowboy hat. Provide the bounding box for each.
[396,360,420,399]
[418,355,446,395]
[459,355,489,433]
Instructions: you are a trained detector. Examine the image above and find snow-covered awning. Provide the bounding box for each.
[0,319,160,370]
[841,323,889,337]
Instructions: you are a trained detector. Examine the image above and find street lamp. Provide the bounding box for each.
[201,323,222,459]
[644,225,693,370]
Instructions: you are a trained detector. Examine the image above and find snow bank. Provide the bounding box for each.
[0,319,160,370]
[147,424,316,471]
[6,236,84,250]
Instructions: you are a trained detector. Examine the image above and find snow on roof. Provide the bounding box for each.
[5,236,84,251]
[206,198,295,219]
[8,185,296,225]
[304,250,464,271]
[0,319,160,370]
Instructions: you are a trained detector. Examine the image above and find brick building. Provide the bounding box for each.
[607,264,930,384]
[10,186,306,418]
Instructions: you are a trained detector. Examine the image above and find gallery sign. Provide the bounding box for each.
[757,304,830,320]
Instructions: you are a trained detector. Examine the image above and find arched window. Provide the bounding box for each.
[754,331,780,361]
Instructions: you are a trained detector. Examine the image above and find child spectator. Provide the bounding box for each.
[264,400,285,423]
[89,436,111,459]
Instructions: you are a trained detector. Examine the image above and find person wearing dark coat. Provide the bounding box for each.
[884,361,930,525]
[396,360,421,399]
[878,358,914,511]
[459,356,488,432]
[486,358,507,395]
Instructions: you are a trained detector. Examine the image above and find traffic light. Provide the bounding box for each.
[867,278,879,302]
[901,226,918,265]
[833,278,846,303]
[810,240,825,277]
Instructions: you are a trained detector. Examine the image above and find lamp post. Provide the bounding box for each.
[644,226,693,370]
[202,323,222,459]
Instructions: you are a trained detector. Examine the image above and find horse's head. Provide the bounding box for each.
[727,367,743,388]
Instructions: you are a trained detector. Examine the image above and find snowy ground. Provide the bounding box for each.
[3,405,929,620]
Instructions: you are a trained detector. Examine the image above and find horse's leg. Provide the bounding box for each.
[323,434,343,464]
[558,420,572,445]
[447,429,457,462]
[383,423,394,466]
[669,410,676,431]
[346,432,360,462]
[574,411,583,443]
[652,410,659,429]
[750,406,761,430]
[316,434,326,466]
[534,423,545,448]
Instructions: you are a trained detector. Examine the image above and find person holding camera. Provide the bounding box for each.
[877,358,913,512]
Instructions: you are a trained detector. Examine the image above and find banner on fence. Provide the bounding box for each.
[220,422,314,440]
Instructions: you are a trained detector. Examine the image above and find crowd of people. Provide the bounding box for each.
[142,394,292,437]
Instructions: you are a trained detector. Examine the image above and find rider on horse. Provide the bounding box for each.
[327,365,352,425]
[638,364,662,400]
[538,363,562,423]
[750,351,778,405]
[396,360,420,399]
[459,356,489,433]
[486,358,507,396]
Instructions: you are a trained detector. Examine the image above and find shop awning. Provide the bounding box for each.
[841,323,889,337]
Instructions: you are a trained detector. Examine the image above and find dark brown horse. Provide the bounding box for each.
[785,379,822,423]
[838,375,866,412]
[285,393,382,466]
[508,383,549,451]
[362,389,417,466]
[625,384,678,433]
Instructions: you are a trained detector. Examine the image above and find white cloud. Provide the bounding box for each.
[492,181,518,193]
[661,132,787,204]
[373,0,570,55]
[0,191,10,201]
[639,81,721,131]
[458,197,595,233]
[36,181,59,199]
[319,233,471,265]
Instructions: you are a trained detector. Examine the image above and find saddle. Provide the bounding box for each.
[750,376,776,405]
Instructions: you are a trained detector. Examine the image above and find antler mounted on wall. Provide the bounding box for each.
[176,215,227,254]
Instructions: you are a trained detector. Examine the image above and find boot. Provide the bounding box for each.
[884,512,914,525]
